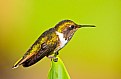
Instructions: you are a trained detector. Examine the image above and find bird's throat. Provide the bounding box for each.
[56,31,68,48]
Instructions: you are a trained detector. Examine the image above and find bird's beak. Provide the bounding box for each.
[78,25,96,28]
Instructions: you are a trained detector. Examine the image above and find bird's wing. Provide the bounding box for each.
[12,28,58,68]
[22,42,56,67]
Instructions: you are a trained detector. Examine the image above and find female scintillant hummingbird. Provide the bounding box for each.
[12,20,95,69]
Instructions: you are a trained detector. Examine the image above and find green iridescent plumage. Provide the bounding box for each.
[13,28,59,67]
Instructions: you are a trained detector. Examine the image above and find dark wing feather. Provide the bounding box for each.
[22,43,50,67]
[12,28,58,68]
[21,28,58,67]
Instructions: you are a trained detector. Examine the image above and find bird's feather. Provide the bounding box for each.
[13,28,59,68]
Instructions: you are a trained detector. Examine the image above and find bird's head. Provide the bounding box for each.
[54,20,95,40]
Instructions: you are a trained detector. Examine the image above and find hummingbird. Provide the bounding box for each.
[12,20,95,69]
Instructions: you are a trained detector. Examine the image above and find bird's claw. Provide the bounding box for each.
[53,57,58,62]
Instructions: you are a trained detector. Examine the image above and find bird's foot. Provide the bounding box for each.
[47,52,59,62]
[53,57,58,62]
[47,55,58,62]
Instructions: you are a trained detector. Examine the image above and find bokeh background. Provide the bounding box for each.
[0,0,121,79]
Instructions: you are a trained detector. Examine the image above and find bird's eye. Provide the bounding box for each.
[69,25,75,30]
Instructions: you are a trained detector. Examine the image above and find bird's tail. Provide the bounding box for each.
[12,57,25,69]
